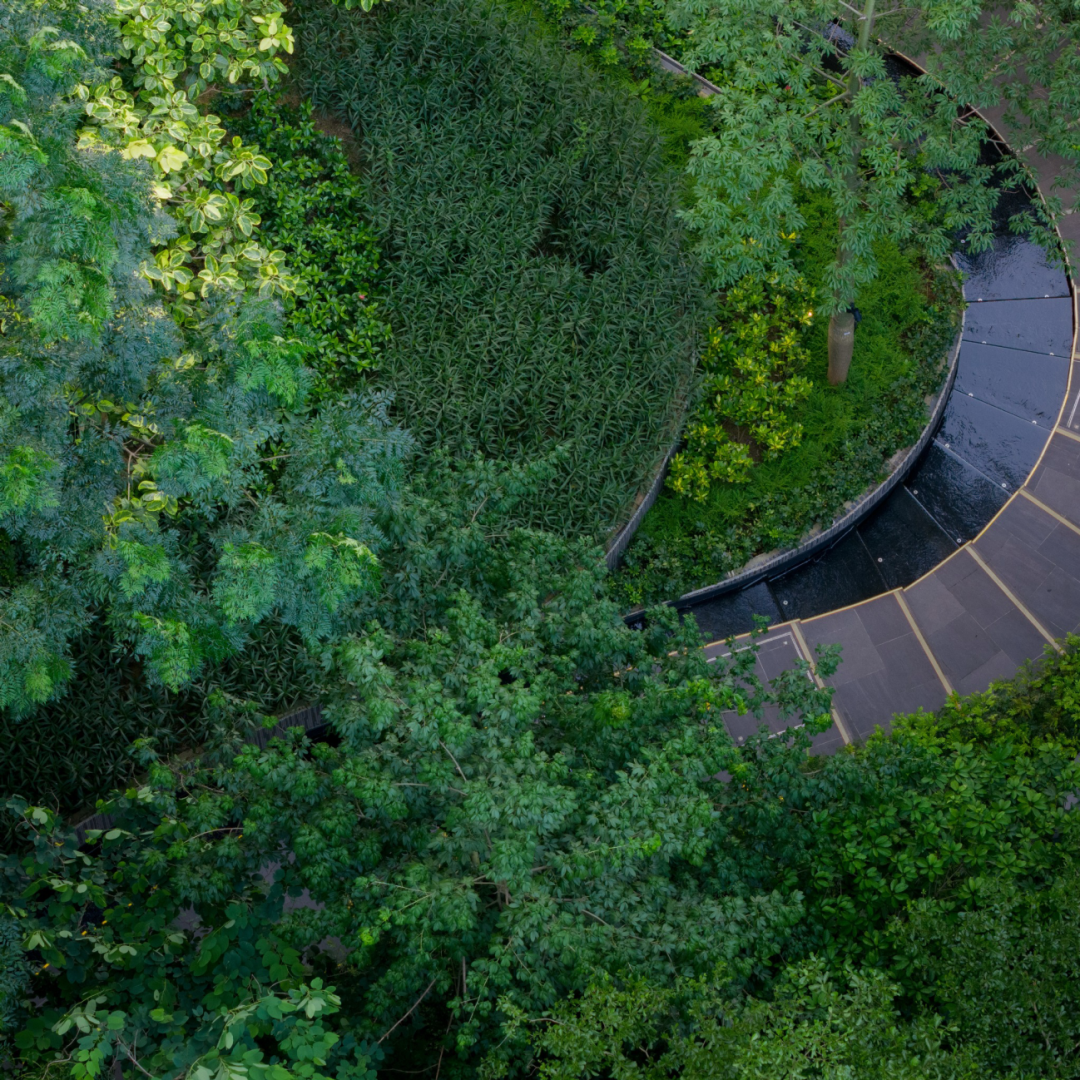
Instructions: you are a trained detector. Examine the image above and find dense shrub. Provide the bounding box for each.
[231,94,391,398]
[611,191,961,605]
[0,620,321,847]
[295,0,705,538]
[5,572,1079,1077]
[667,275,815,501]
[0,0,410,720]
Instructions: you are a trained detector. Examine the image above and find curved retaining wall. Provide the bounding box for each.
[662,319,963,608]
[604,43,968,585]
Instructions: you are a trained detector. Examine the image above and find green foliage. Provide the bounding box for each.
[75,0,300,312]
[0,0,409,714]
[0,620,322,849]
[230,94,390,399]
[0,911,29,1035]
[612,196,960,604]
[535,960,978,1079]
[528,0,677,73]
[668,0,1060,309]
[2,800,381,1080]
[295,0,705,538]
[791,739,1078,971]
[0,494,841,1077]
[537,848,1080,1080]
[4,479,1080,1077]
[0,6,149,344]
[668,276,815,501]
[899,869,1080,1079]
[894,635,1080,753]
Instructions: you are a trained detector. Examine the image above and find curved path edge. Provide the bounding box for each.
[605,40,969,590]
[612,37,1080,753]
[697,43,1080,752]
[709,278,1077,756]
[642,320,964,609]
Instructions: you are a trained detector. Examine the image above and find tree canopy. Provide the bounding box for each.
[669,0,1076,308]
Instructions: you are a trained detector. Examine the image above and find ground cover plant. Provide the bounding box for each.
[611,190,960,606]
[229,93,391,400]
[294,0,705,538]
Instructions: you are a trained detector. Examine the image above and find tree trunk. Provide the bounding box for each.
[830,0,877,385]
[828,311,856,384]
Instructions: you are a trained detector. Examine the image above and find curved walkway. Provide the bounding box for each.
[704,229,1079,754]
[650,28,1080,751]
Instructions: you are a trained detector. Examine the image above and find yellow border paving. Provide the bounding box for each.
[966,546,1062,651]
[893,590,955,695]
[790,620,852,744]
[1019,487,1080,537]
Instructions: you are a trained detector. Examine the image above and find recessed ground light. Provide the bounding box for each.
[1002,482,1008,488]
[877,557,883,562]
[782,600,788,606]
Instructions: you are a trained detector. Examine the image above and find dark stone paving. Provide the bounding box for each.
[857,486,958,589]
[962,297,1073,355]
[904,442,1009,544]
[973,495,1080,640]
[704,628,846,756]
[954,342,1069,428]
[800,593,948,741]
[954,235,1071,302]
[689,581,781,642]
[769,531,887,622]
[904,548,1048,694]
[1063,358,1080,436]
[1028,432,1080,526]
[936,392,1051,491]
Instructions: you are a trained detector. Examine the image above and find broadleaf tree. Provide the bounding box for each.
[4,501,1078,1077]
[0,0,410,714]
[668,0,1078,378]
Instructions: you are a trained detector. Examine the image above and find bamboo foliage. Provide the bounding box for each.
[296,0,706,538]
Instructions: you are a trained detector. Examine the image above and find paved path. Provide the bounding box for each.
[695,49,1080,747]
[704,241,1079,749]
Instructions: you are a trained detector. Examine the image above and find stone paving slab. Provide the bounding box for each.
[955,236,1071,301]
[857,486,958,589]
[769,531,888,621]
[905,443,1009,544]
[973,495,1080,641]
[1028,432,1080,526]
[689,580,781,644]
[704,626,846,756]
[904,548,1049,694]
[962,297,1073,355]
[954,342,1069,428]
[1063,359,1080,435]
[937,392,1052,490]
[800,592,948,741]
